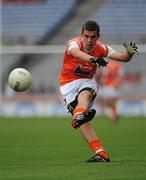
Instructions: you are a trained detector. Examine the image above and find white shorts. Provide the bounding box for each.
[60,78,99,112]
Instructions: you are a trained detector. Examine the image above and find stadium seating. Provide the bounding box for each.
[2,0,77,44]
[2,0,77,94]
[93,0,146,43]
[2,0,146,96]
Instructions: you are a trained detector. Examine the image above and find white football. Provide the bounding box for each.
[8,68,32,92]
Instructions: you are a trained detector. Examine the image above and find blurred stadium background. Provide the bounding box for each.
[1,0,146,117]
[0,1,146,180]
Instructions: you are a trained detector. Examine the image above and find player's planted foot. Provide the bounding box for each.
[86,152,110,162]
[72,109,96,129]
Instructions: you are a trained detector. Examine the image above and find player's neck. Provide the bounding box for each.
[84,46,95,54]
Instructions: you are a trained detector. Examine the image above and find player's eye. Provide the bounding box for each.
[84,35,89,38]
[91,36,96,39]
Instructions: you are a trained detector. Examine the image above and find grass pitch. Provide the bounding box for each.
[0,116,146,180]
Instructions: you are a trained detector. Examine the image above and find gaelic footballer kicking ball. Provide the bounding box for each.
[8,68,32,92]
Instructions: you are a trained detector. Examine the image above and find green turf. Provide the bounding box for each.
[0,116,146,180]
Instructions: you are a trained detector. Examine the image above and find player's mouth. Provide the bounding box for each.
[86,44,93,50]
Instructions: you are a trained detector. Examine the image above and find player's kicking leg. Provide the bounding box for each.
[72,108,96,129]
[71,89,110,162]
[67,88,97,129]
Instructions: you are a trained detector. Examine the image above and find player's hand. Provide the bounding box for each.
[122,42,138,55]
[90,57,108,67]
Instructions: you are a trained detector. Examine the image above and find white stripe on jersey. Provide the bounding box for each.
[67,41,79,55]
[107,45,116,57]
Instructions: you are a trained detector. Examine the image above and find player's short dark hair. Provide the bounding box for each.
[82,20,100,35]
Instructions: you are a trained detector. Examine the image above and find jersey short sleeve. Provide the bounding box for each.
[107,45,116,57]
[67,41,80,55]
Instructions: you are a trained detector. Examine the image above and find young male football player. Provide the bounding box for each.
[59,20,138,162]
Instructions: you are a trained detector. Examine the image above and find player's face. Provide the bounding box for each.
[82,30,99,51]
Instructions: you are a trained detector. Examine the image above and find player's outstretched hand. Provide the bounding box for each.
[90,57,108,68]
[123,42,138,55]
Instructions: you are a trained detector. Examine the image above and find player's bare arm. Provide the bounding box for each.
[109,42,138,62]
[69,47,94,62]
[70,48,108,67]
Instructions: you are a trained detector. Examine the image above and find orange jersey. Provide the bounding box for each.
[102,61,122,87]
[60,35,109,85]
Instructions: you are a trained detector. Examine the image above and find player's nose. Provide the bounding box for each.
[87,37,92,43]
